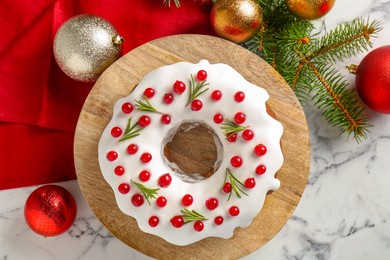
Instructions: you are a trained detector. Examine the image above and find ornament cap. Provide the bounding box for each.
[113,35,125,45]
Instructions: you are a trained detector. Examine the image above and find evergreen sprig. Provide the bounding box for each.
[180,208,208,223]
[185,75,209,107]
[118,117,143,142]
[220,119,249,139]
[131,180,160,205]
[246,0,381,142]
[223,168,248,201]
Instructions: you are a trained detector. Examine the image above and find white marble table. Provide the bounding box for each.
[1,0,390,259]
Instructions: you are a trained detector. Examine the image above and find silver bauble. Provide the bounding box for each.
[53,14,124,82]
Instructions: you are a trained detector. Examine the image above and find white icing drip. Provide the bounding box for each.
[98,60,284,246]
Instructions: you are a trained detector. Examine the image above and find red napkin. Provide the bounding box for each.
[0,0,214,189]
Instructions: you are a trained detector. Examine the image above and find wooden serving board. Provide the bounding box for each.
[74,34,310,259]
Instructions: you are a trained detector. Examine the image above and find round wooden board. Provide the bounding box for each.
[74,34,310,259]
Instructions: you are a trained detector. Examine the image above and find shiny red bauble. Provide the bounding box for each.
[355,45,390,114]
[24,185,77,236]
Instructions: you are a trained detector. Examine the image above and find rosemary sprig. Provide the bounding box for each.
[180,208,208,223]
[220,119,249,139]
[131,180,160,205]
[135,96,162,114]
[223,168,248,201]
[118,117,143,142]
[185,75,209,107]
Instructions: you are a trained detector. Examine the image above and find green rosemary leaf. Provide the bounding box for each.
[224,169,248,201]
[185,75,209,107]
[135,97,162,114]
[131,180,160,205]
[119,117,144,142]
[180,208,208,223]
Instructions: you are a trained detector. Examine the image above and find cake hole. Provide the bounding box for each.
[162,120,223,183]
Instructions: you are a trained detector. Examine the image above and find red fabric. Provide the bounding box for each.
[0,0,214,189]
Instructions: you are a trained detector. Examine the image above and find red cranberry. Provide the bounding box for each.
[245,178,256,188]
[114,166,125,176]
[242,129,254,141]
[194,221,204,232]
[148,216,159,227]
[213,113,224,124]
[230,156,243,168]
[197,70,207,81]
[171,216,184,228]
[121,102,133,113]
[234,91,245,102]
[214,216,224,225]
[227,133,237,142]
[131,194,144,207]
[156,196,167,207]
[254,144,267,156]
[138,115,151,127]
[173,80,186,94]
[118,183,130,194]
[256,165,267,175]
[223,183,232,193]
[140,152,152,163]
[106,151,118,161]
[163,93,174,104]
[144,88,155,98]
[182,194,193,206]
[139,170,151,182]
[211,90,222,101]
[161,114,171,125]
[229,206,240,216]
[127,144,138,155]
[205,198,218,210]
[111,127,122,138]
[158,173,172,187]
[234,112,246,124]
[191,99,203,111]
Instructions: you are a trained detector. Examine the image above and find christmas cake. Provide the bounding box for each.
[98,60,284,245]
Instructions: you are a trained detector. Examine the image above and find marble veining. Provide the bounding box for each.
[1,0,390,259]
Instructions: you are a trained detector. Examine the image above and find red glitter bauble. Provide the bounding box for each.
[24,185,77,236]
[355,46,390,114]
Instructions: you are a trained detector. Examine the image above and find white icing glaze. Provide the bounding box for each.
[98,60,284,246]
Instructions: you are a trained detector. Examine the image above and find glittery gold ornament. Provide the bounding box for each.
[285,0,335,20]
[210,0,263,43]
[53,15,124,82]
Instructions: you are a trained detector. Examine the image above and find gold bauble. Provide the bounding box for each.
[210,0,263,43]
[53,15,124,82]
[285,0,336,20]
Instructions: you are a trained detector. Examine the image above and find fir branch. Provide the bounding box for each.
[185,75,209,107]
[131,180,160,205]
[180,208,208,223]
[306,61,371,142]
[310,18,381,64]
[135,97,162,114]
[118,117,143,142]
[220,119,249,139]
[223,168,248,201]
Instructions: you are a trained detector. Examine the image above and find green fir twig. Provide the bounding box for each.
[118,117,143,142]
[131,180,160,205]
[185,75,209,107]
[180,208,208,223]
[245,1,381,142]
[223,168,248,201]
[220,119,249,139]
